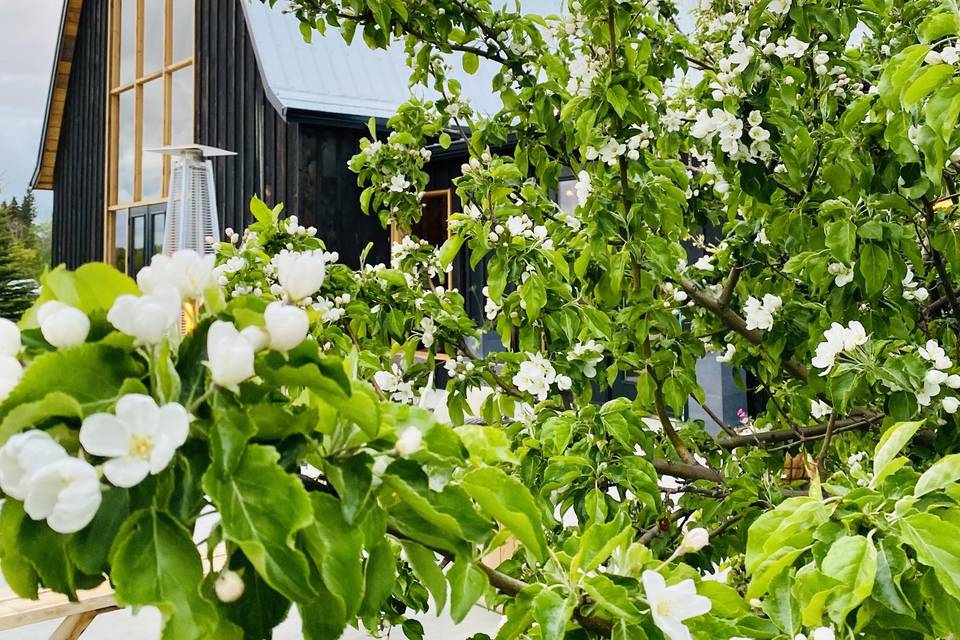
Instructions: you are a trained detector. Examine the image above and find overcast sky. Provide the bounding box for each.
[0,0,61,221]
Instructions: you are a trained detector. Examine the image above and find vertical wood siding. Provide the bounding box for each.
[51,0,108,268]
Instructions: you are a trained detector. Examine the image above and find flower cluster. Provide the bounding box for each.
[916,340,960,411]
[811,321,868,374]
[0,319,23,403]
[743,294,782,331]
[374,364,416,403]
[512,352,571,401]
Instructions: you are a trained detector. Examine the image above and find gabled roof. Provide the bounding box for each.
[33,0,562,189]
[32,0,82,190]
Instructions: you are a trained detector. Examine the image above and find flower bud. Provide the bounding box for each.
[0,318,21,357]
[37,301,90,349]
[680,527,710,553]
[239,325,270,352]
[396,426,423,458]
[263,302,309,353]
[205,321,255,390]
[107,286,182,345]
[0,430,67,499]
[274,251,327,301]
[0,356,23,403]
[215,570,245,603]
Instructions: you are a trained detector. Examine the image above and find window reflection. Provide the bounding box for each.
[114,209,128,272]
[118,90,135,203]
[119,0,136,84]
[172,0,193,62]
[171,66,193,145]
[557,178,577,214]
[142,1,165,75]
[152,208,166,256]
[131,215,146,274]
[142,79,164,199]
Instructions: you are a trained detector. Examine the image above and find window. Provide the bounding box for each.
[392,189,454,288]
[106,0,194,272]
[557,176,578,214]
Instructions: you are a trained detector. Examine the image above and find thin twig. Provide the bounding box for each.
[815,410,838,470]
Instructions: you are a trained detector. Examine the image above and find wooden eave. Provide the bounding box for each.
[32,0,83,191]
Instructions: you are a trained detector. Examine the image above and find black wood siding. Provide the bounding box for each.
[196,0,389,268]
[51,0,108,268]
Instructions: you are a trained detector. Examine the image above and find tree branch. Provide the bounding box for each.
[716,410,882,449]
[923,199,960,329]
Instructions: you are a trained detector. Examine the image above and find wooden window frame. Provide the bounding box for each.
[103,0,195,268]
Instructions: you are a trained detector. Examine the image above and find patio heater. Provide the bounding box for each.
[147,144,236,255]
[147,145,236,332]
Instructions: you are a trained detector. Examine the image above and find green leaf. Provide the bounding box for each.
[69,488,130,576]
[821,535,877,623]
[899,513,960,600]
[914,453,960,496]
[824,219,856,263]
[438,234,465,270]
[209,404,256,477]
[607,85,630,119]
[0,502,38,598]
[24,263,139,324]
[462,51,479,74]
[447,557,487,623]
[110,509,227,639]
[455,424,520,465]
[904,64,955,108]
[519,274,547,322]
[202,445,317,604]
[401,540,448,613]
[570,515,632,576]
[301,493,365,620]
[582,574,642,622]
[532,587,572,640]
[358,538,397,619]
[0,391,82,445]
[221,553,292,638]
[0,344,141,423]
[462,467,548,562]
[858,244,889,296]
[873,420,924,482]
[762,572,800,636]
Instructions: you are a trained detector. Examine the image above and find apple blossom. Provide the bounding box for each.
[811,399,832,420]
[0,318,20,357]
[942,396,959,414]
[512,353,559,401]
[396,426,423,458]
[743,294,782,331]
[716,343,736,363]
[107,285,182,345]
[827,262,854,287]
[374,365,415,403]
[37,301,90,349]
[263,302,309,352]
[679,527,709,553]
[215,570,246,603]
[641,570,712,640]
[137,250,216,299]
[919,340,952,370]
[239,325,270,352]
[0,356,23,403]
[272,250,327,302]
[0,430,67,500]
[205,320,256,389]
[23,457,102,534]
[80,394,189,488]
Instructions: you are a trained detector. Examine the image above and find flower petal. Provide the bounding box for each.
[157,403,190,447]
[673,592,712,620]
[103,457,151,488]
[653,615,693,640]
[115,394,160,436]
[79,413,130,457]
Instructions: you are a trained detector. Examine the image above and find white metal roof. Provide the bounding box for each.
[240,0,562,120]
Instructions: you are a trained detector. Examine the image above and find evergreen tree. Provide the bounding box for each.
[0,207,37,320]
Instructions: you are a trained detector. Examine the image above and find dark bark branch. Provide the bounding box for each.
[815,410,838,470]
[718,266,740,307]
[652,458,724,483]
[923,199,960,328]
[716,410,882,449]
[696,400,738,437]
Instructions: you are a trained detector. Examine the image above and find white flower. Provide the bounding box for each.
[0,356,23,403]
[239,325,270,352]
[137,250,216,300]
[811,628,835,640]
[827,262,855,287]
[555,374,572,391]
[812,340,839,373]
[743,295,781,331]
[205,321,256,390]
[273,250,327,302]
[215,570,245,603]
[641,570,712,640]
[679,527,709,553]
[811,399,832,419]
[775,36,810,59]
[919,339,952,370]
[0,318,20,357]
[263,302,309,352]
[575,170,592,206]
[917,380,942,407]
[843,320,868,350]
[23,457,102,534]
[37,301,90,349]
[80,394,189,488]
[716,344,736,363]
[389,175,410,192]
[768,0,791,14]
[420,317,436,348]
[396,427,423,458]
[925,50,943,65]
[756,228,771,245]
[943,396,959,414]
[693,255,714,272]
[0,430,68,500]
[107,285,182,345]
[512,353,558,401]
[702,561,732,583]
[374,365,415,403]
[946,374,960,389]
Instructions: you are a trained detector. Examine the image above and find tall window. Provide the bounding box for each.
[106,0,194,273]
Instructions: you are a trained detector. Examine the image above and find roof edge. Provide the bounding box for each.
[31,0,76,191]
[238,0,291,123]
